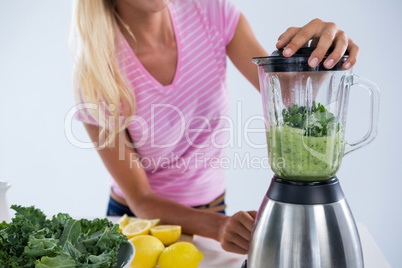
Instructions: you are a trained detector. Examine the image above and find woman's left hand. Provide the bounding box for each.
[276,18,359,70]
[219,210,257,254]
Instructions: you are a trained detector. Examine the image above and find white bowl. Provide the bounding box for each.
[115,241,135,268]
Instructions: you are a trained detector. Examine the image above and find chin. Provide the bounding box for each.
[131,0,171,13]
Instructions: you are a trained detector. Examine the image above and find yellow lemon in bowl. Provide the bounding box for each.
[150,225,181,246]
[122,220,152,239]
[158,242,204,268]
[129,235,165,268]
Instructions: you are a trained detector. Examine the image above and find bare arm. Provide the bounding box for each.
[84,123,255,254]
[226,14,268,91]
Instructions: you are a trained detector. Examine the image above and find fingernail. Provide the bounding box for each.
[309,57,319,67]
[344,62,351,70]
[325,58,334,68]
[283,48,292,56]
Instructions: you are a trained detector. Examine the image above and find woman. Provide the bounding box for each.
[73,0,359,254]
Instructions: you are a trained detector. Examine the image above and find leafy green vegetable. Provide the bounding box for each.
[0,205,128,268]
[35,253,76,268]
[280,101,339,137]
[24,234,60,258]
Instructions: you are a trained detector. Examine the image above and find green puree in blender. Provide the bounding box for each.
[268,102,345,181]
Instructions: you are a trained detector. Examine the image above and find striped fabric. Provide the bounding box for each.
[78,0,240,206]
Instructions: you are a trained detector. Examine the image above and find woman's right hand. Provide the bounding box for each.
[219,211,257,254]
[276,18,359,70]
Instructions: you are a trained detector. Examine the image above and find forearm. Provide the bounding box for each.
[129,192,228,241]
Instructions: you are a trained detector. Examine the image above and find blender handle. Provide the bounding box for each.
[344,74,380,155]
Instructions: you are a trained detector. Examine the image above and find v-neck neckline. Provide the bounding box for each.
[120,4,181,95]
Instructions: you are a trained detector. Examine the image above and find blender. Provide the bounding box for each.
[242,48,380,268]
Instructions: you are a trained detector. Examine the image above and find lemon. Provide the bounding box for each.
[158,242,204,268]
[117,214,130,232]
[150,225,181,246]
[128,217,140,224]
[122,220,152,239]
[129,235,165,268]
[149,218,160,227]
[127,217,159,226]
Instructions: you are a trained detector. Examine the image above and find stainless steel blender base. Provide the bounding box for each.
[246,178,364,268]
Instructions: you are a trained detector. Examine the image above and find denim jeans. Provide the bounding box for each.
[106,194,226,216]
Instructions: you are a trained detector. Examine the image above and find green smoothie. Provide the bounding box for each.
[268,102,345,181]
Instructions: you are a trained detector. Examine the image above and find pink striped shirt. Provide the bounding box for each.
[77,0,240,206]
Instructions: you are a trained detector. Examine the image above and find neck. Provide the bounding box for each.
[115,3,174,53]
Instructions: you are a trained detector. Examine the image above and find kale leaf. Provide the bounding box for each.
[0,205,128,268]
[35,253,76,268]
[280,101,339,137]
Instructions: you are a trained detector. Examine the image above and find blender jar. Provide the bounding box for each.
[253,48,380,181]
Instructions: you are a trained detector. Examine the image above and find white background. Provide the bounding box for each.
[0,0,400,266]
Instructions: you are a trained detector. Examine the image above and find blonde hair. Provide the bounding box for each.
[71,0,135,147]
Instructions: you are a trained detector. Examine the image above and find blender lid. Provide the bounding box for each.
[252,47,349,72]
